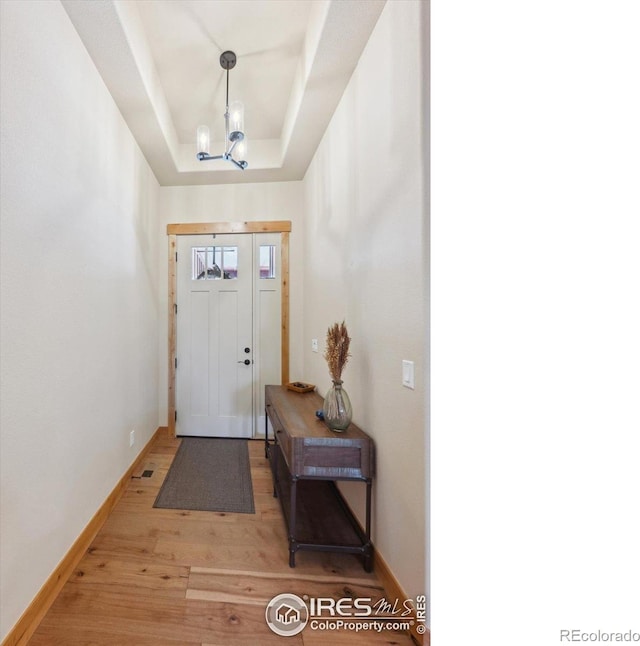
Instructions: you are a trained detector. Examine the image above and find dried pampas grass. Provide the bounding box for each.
[324,321,351,382]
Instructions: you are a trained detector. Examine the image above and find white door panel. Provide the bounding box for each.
[176,234,253,438]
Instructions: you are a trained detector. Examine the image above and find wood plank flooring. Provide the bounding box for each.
[28,431,413,645]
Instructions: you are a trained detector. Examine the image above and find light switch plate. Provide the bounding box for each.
[312,339,318,353]
[402,360,415,389]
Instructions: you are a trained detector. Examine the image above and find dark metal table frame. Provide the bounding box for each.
[265,411,373,572]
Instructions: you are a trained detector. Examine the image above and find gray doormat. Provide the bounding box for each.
[153,438,255,514]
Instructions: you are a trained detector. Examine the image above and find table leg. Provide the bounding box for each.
[365,480,372,539]
[364,480,373,572]
[274,447,279,498]
[289,477,298,567]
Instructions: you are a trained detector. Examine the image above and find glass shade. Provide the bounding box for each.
[196,125,210,154]
[235,136,248,160]
[228,101,244,134]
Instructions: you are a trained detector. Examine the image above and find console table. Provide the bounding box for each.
[264,385,374,571]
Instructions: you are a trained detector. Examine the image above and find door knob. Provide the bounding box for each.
[237,359,251,365]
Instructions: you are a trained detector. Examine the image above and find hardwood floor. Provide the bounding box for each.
[28,431,414,645]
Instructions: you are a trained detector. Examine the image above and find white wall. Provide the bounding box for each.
[0,1,160,639]
[156,182,305,426]
[301,0,428,605]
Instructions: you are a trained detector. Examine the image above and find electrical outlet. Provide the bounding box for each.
[129,429,135,447]
[312,339,318,353]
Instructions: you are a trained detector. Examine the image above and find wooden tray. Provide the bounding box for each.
[286,381,315,393]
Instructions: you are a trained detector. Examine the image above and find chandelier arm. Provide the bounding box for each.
[227,138,239,157]
[197,152,224,161]
[229,157,247,170]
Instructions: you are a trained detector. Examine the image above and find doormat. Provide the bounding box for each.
[154,438,255,514]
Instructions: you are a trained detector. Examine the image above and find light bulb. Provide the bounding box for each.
[228,101,244,134]
[235,137,248,160]
[196,125,210,154]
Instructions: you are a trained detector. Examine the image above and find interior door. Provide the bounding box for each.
[176,234,253,437]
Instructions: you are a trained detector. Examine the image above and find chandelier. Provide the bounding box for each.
[196,50,248,170]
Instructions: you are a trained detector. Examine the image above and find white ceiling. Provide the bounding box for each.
[61,0,386,186]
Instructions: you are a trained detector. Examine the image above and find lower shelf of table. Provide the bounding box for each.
[268,441,372,571]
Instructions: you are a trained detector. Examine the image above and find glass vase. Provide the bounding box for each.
[323,380,352,432]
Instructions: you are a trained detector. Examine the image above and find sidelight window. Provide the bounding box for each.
[259,245,276,279]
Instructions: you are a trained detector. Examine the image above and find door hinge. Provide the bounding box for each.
[174,303,177,315]
[174,410,177,422]
[175,252,178,261]
[175,357,177,369]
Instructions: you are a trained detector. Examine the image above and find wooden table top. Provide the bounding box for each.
[265,385,370,442]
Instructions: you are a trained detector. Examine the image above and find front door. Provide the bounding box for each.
[176,234,253,437]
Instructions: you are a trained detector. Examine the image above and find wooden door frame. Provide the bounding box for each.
[167,221,291,437]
